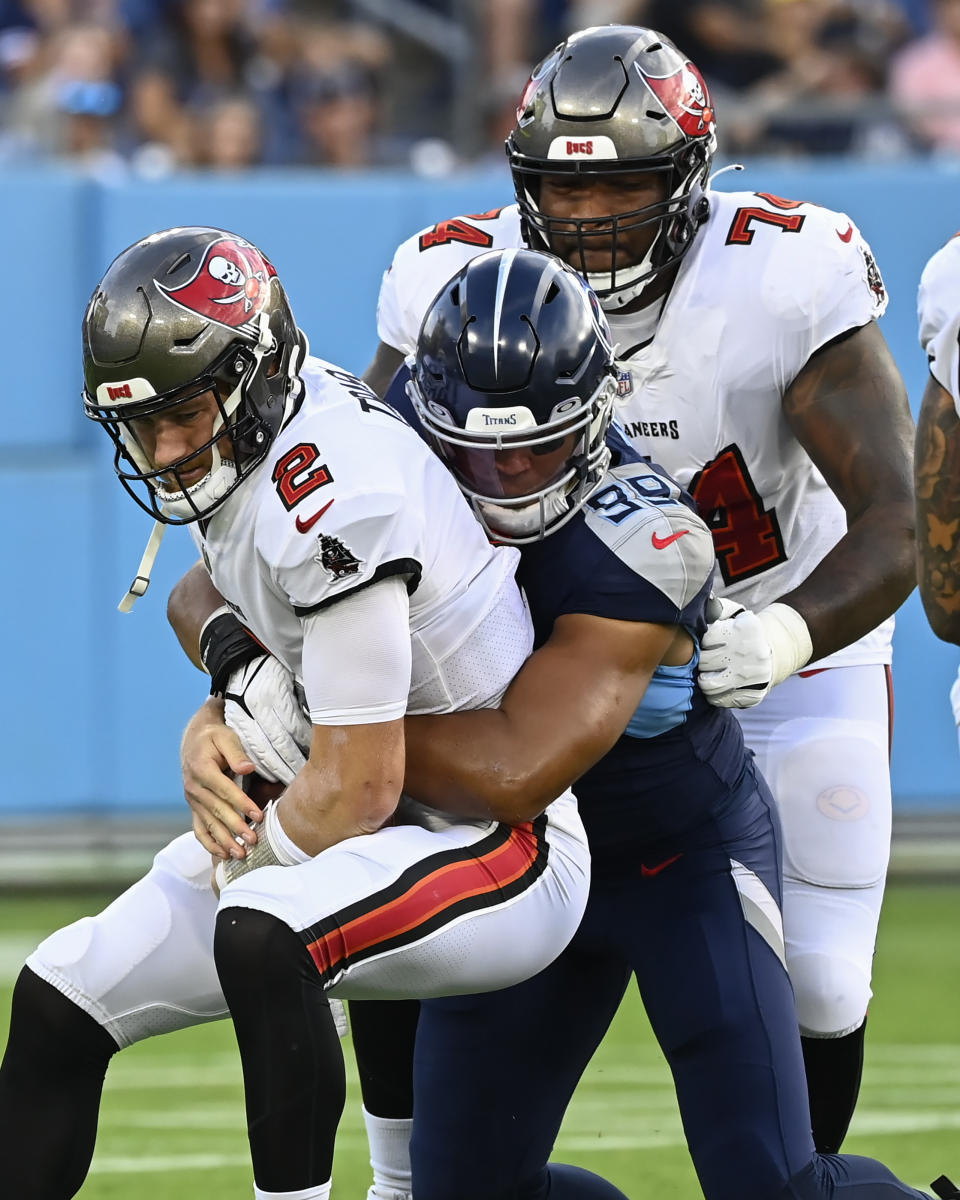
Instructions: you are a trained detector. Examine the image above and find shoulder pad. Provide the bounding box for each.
[707,189,888,324]
[583,465,715,611]
[256,366,428,613]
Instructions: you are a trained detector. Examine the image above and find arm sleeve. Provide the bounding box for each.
[760,205,889,392]
[300,576,412,725]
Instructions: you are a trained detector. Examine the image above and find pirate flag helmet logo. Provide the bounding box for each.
[157,236,278,333]
[640,60,716,141]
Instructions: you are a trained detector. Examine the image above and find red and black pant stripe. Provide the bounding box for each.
[302,814,550,984]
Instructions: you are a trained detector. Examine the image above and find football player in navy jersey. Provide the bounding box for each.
[176,249,955,1200]
[369,26,917,1159]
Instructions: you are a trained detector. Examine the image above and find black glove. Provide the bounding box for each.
[198,605,263,697]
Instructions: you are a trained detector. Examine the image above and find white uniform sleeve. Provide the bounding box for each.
[376,257,418,356]
[376,205,523,354]
[300,577,412,725]
[266,487,423,617]
[753,201,889,393]
[918,235,960,413]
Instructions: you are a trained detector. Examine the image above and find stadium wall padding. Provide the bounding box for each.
[1,161,958,817]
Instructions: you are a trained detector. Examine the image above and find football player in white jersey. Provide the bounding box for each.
[366,25,916,1154]
[0,227,592,1200]
[916,233,960,646]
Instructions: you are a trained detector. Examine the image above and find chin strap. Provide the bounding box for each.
[708,161,745,186]
[118,520,166,613]
[117,315,302,614]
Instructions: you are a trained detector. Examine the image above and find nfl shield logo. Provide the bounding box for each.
[617,370,633,398]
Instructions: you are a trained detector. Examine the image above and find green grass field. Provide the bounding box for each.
[1,882,958,1198]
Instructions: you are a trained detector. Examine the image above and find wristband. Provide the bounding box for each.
[199,605,262,697]
[757,602,813,688]
[215,801,310,891]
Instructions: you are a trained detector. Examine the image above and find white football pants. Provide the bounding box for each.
[26,793,588,1048]
[735,663,892,1038]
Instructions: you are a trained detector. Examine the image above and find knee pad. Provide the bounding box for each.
[27,833,226,1047]
[764,717,891,888]
[788,950,871,1037]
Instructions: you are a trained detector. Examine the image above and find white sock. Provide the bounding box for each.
[362,1107,413,1199]
[254,1181,331,1200]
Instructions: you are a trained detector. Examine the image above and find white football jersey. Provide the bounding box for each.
[192,356,525,715]
[918,232,960,412]
[377,190,894,669]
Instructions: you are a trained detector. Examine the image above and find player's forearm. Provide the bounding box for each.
[776,498,916,660]
[402,709,555,825]
[914,378,960,644]
[277,756,402,856]
[402,680,648,823]
[400,710,554,825]
[404,617,668,822]
[168,562,229,670]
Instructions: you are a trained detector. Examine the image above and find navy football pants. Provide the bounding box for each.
[410,769,929,1200]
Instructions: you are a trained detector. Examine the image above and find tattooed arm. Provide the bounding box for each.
[915,374,960,644]
[778,320,916,660]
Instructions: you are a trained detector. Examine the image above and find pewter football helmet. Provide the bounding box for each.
[508,25,718,310]
[83,226,306,524]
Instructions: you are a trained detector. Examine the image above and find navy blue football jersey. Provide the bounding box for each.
[387,365,750,851]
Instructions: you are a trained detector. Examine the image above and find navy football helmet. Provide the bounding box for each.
[409,248,617,543]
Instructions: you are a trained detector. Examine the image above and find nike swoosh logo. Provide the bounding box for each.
[837,223,854,243]
[651,529,690,550]
[295,498,334,533]
[640,853,683,878]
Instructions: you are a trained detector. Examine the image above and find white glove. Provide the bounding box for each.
[697,598,813,709]
[223,655,311,784]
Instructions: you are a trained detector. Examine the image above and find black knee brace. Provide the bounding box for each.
[214,907,346,1191]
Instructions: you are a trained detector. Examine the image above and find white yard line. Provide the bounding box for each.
[86,1108,960,1175]
[0,935,39,981]
[89,1154,241,1175]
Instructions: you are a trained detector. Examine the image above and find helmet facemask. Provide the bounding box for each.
[507,25,718,311]
[410,365,617,545]
[514,142,711,311]
[85,310,305,525]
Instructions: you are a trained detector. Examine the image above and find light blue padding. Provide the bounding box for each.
[1,164,959,813]
[625,647,699,739]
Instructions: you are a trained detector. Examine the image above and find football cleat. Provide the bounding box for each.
[931,1176,960,1199]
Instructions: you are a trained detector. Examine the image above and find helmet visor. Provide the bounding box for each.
[443,433,580,501]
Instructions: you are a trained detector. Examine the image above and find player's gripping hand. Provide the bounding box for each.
[181,696,262,860]
[697,597,813,709]
[223,655,310,785]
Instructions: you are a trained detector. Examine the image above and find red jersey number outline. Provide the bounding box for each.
[419,208,506,251]
[688,444,786,584]
[272,443,333,511]
[726,194,807,246]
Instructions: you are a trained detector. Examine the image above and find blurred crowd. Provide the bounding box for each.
[0,0,958,176]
